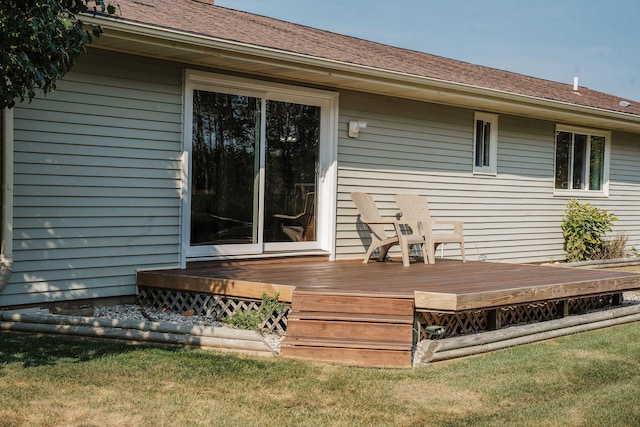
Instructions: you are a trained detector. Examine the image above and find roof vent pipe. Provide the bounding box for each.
[573,77,579,91]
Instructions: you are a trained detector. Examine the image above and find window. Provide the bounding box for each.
[473,112,498,174]
[554,126,610,194]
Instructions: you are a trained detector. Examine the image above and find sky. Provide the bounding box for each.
[216,0,640,102]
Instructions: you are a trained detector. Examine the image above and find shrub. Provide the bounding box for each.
[561,199,617,262]
[223,293,287,330]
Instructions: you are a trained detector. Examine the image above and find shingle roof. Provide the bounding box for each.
[105,0,640,116]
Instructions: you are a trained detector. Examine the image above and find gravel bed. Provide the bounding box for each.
[93,304,285,354]
[93,304,223,327]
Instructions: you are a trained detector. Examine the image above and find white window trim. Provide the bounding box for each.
[553,124,611,198]
[473,112,498,175]
[180,70,339,267]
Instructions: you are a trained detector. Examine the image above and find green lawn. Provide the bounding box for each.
[2,322,640,427]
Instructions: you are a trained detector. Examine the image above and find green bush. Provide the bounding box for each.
[223,293,287,330]
[561,199,617,262]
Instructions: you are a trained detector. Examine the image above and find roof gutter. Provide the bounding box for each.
[0,108,14,292]
[83,15,640,133]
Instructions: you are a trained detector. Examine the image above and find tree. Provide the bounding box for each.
[0,0,116,109]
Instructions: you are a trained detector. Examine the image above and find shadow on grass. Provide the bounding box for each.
[0,333,178,369]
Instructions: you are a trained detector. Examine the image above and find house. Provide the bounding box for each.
[2,0,640,308]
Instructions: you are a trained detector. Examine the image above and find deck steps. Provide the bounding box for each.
[281,291,415,368]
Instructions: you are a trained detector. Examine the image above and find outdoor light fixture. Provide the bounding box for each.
[348,121,367,138]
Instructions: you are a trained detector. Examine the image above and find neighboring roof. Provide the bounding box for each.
[94,0,640,118]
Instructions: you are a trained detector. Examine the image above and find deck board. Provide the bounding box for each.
[137,257,640,312]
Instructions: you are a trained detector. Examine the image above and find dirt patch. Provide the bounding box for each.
[391,381,485,415]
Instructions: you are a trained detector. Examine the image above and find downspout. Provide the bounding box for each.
[0,108,14,291]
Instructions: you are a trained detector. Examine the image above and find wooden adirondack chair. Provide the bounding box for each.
[394,194,466,264]
[351,192,427,267]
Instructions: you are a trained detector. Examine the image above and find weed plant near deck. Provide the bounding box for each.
[2,323,640,426]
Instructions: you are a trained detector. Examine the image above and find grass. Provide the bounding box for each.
[2,323,640,427]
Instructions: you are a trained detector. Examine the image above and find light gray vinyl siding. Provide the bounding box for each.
[3,50,183,306]
[598,131,640,249]
[335,91,640,263]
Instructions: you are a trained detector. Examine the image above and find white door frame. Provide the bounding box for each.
[181,70,338,266]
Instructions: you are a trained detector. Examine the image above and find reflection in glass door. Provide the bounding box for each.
[265,100,319,243]
[189,90,321,254]
[190,90,261,246]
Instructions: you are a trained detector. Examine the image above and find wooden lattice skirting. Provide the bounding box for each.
[137,288,624,340]
[417,293,622,340]
[136,287,291,334]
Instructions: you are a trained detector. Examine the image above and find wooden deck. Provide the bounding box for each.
[137,257,640,368]
[137,257,640,312]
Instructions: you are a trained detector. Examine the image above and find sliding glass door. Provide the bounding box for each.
[185,72,336,259]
